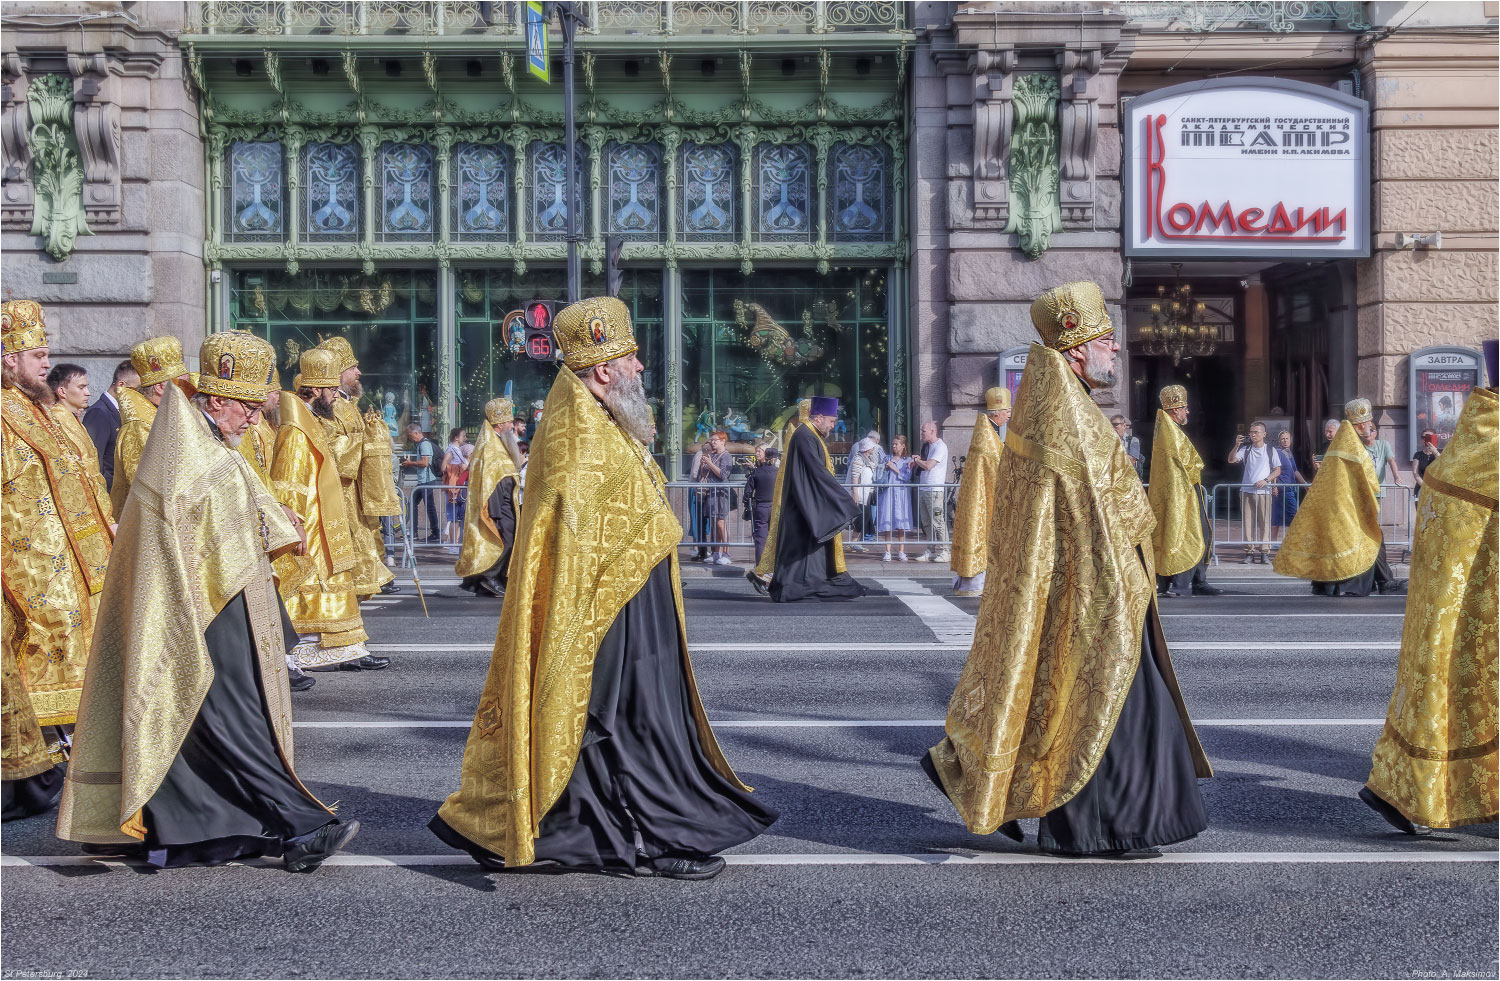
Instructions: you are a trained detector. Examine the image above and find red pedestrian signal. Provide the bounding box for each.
[523,299,557,362]
[525,300,553,331]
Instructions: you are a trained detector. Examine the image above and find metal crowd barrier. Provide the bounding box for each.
[1206,482,1414,565]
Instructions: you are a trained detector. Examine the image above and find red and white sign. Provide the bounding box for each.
[1124,78,1369,258]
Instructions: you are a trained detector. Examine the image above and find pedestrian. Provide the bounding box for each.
[82,358,138,491]
[1312,417,1339,472]
[1,300,114,822]
[687,439,708,562]
[847,431,880,551]
[402,422,441,543]
[1274,399,1407,596]
[1270,429,1307,544]
[744,447,780,564]
[1148,385,1221,597]
[47,362,89,419]
[876,433,916,561]
[273,349,387,671]
[441,426,470,548]
[950,387,1009,594]
[695,430,734,565]
[111,336,192,517]
[431,296,777,879]
[912,420,950,562]
[58,331,361,871]
[1227,422,1280,563]
[1362,344,1496,835]
[1410,428,1440,501]
[747,399,811,592]
[1112,414,1143,479]
[456,398,524,599]
[925,280,1210,857]
[761,396,867,602]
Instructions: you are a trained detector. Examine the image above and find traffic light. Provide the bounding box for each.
[523,299,556,362]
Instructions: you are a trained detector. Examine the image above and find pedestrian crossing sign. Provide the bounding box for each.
[526,2,550,84]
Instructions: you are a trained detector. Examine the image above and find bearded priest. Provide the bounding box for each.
[950,385,1010,597]
[431,296,777,879]
[1148,386,1222,598]
[764,395,866,602]
[110,336,191,516]
[455,396,524,598]
[925,281,1211,857]
[58,332,359,871]
[746,397,810,594]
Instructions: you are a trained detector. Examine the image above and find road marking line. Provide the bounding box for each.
[365,641,1399,653]
[5,850,1491,869]
[288,718,1386,729]
[869,578,975,644]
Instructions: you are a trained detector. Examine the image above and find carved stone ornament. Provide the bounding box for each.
[1,54,35,226]
[27,74,93,260]
[1002,73,1061,259]
[70,52,122,224]
[1057,48,1102,227]
[970,48,1017,224]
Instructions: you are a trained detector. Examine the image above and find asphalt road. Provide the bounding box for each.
[3,560,1495,980]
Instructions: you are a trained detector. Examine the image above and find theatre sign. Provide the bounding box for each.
[1123,78,1370,259]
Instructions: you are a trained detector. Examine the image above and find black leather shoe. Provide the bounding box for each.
[284,820,361,872]
[1192,584,1225,596]
[379,583,401,594]
[639,854,726,880]
[345,654,390,671]
[1359,787,1429,835]
[745,570,769,595]
[288,670,316,692]
[1379,579,1408,594]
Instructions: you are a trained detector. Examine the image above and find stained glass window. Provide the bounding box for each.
[452,143,509,240]
[754,143,811,241]
[302,142,360,241]
[528,142,587,241]
[829,143,889,243]
[379,142,434,240]
[679,142,736,241]
[227,141,283,243]
[604,142,662,240]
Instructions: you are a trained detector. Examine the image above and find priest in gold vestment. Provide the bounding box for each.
[271,349,384,671]
[57,333,360,870]
[316,337,400,598]
[1148,386,1221,598]
[924,282,1211,856]
[431,297,776,879]
[455,396,523,598]
[1273,399,1406,597]
[1361,354,1497,834]
[950,385,1010,596]
[2,300,112,819]
[110,336,190,516]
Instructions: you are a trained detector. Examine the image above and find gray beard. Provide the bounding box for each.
[602,370,654,444]
[499,427,524,469]
[1083,348,1117,388]
[343,380,363,400]
[223,431,243,448]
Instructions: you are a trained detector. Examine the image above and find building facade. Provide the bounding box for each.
[4,1,1496,484]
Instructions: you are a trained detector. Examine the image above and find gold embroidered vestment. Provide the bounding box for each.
[927,344,1209,833]
[1366,386,1498,828]
[951,414,1005,579]
[109,386,156,517]
[1148,410,1206,579]
[453,430,520,579]
[1272,422,1381,582]
[435,369,746,867]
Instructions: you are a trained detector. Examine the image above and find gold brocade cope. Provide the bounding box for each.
[1367,387,1498,828]
[359,406,402,518]
[270,395,365,644]
[1,388,112,726]
[239,418,275,490]
[1272,422,1380,582]
[109,386,156,516]
[927,344,1209,834]
[1148,410,1206,579]
[951,414,1004,579]
[435,369,747,867]
[3,599,65,781]
[328,397,392,596]
[51,404,113,527]
[453,435,520,578]
[56,382,311,844]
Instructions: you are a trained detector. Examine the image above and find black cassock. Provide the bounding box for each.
[141,594,336,868]
[768,425,866,603]
[1312,531,1398,597]
[432,559,778,871]
[460,475,519,598]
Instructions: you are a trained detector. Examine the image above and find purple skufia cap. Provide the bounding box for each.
[1485,339,1497,387]
[809,396,839,416]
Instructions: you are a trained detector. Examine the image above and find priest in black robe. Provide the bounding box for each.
[925,281,1211,856]
[431,297,776,880]
[58,332,360,872]
[765,395,866,602]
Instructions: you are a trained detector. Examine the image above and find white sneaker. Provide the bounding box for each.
[914,551,932,562]
[714,554,732,566]
[897,552,909,562]
[849,544,867,553]
[881,552,893,562]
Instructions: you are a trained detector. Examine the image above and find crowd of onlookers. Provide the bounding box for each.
[400,416,530,549]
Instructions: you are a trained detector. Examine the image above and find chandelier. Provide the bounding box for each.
[1137,264,1221,365]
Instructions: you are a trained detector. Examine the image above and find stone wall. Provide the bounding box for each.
[1,2,204,395]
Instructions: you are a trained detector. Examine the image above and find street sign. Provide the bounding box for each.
[526,1,550,83]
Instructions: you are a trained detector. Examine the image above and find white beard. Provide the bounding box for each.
[1082,347,1117,388]
[499,427,524,469]
[602,369,654,444]
[223,432,243,448]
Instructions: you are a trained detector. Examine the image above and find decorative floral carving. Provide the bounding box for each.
[26,74,91,260]
[1003,73,1061,260]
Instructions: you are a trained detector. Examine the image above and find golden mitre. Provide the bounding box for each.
[1,299,48,353]
[317,336,358,374]
[197,331,276,404]
[298,348,341,389]
[985,386,1011,412]
[484,396,514,425]
[1030,281,1114,351]
[1345,398,1373,425]
[554,296,637,371]
[131,336,188,388]
[1160,385,1188,411]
